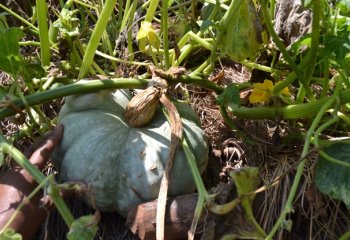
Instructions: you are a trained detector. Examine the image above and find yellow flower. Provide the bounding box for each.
[249,80,290,104]
[249,80,274,103]
[137,21,160,52]
[275,81,290,96]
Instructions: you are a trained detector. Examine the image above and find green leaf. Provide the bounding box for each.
[0,229,23,240]
[322,34,350,75]
[167,0,174,8]
[337,0,350,16]
[217,84,240,107]
[137,21,160,51]
[67,213,99,240]
[230,167,260,200]
[53,9,80,38]
[219,0,264,61]
[315,143,350,208]
[20,63,46,83]
[289,34,312,55]
[0,28,24,76]
[230,167,266,238]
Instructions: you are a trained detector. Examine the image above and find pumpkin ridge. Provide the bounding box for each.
[52,90,209,216]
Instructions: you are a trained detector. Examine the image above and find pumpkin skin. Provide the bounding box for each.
[52,90,208,217]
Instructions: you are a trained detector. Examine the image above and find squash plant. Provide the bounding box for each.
[52,89,208,217]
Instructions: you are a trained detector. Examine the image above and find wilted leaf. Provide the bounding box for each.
[315,143,350,208]
[218,0,264,61]
[0,229,23,240]
[0,28,24,76]
[67,212,100,240]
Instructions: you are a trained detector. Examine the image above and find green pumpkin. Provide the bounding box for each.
[52,89,208,217]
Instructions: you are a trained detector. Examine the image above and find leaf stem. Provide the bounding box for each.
[0,78,148,120]
[227,88,350,119]
[161,0,170,69]
[182,137,209,240]
[144,0,160,22]
[259,1,314,100]
[0,4,38,32]
[36,0,51,66]
[78,0,117,79]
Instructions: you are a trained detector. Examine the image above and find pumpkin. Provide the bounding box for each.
[52,89,208,217]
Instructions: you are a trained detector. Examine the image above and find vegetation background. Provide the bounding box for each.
[0,0,350,239]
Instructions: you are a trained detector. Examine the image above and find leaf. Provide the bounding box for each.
[0,229,23,240]
[136,21,152,40]
[219,0,264,61]
[230,167,260,201]
[148,30,160,50]
[230,167,266,237]
[67,212,100,240]
[322,34,350,75]
[315,143,350,208]
[137,21,160,51]
[136,21,160,49]
[53,9,80,38]
[217,84,240,107]
[0,28,24,76]
[337,0,350,16]
[20,63,46,83]
[289,34,312,55]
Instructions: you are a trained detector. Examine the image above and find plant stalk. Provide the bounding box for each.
[36,0,51,66]
[0,78,148,120]
[266,96,337,239]
[78,0,117,79]
[161,0,170,69]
